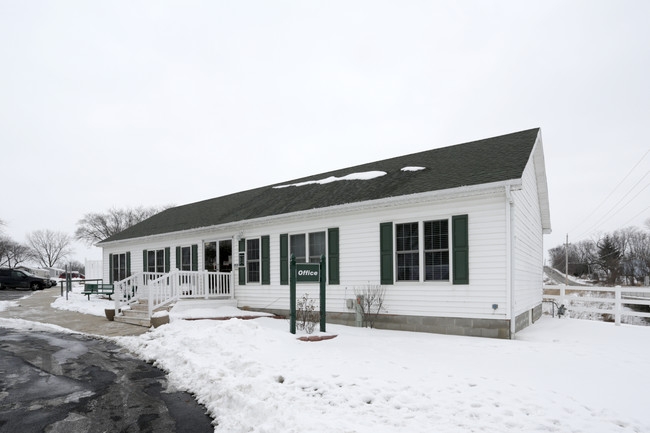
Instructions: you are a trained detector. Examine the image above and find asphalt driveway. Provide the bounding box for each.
[0,327,214,433]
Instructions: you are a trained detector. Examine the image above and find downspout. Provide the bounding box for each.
[505,185,516,339]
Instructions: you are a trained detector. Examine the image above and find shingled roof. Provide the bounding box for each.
[99,128,541,244]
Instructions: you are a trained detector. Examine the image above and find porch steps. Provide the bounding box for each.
[113,298,239,327]
[114,300,171,328]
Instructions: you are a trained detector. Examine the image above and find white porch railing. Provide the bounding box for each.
[113,270,233,319]
[114,272,166,312]
[543,285,650,325]
[147,270,233,318]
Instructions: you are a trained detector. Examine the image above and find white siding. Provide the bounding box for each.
[102,191,510,320]
[511,148,545,316]
[235,192,508,319]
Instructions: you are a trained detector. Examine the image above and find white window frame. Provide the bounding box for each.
[180,246,192,271]
[394,218,451,283]
[112,252,127,282]
[246,237,261,284]
[423,219,450,282]
[290,230,326,265]
[147,249,166,274]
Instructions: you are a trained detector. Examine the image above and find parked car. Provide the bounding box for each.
[58,272,85,280]
[0,268,49,290]
[15,266,56,288]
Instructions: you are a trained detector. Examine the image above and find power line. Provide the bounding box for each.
[620,203,650,228]
[574,171,650,239]
[568,148,650,234]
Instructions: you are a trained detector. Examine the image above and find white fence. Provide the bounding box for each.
[84,259,103,281]
[543,285,650,326]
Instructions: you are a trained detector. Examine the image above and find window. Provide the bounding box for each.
[180,246,192,271]
[112,253,127,282]
[424,220,449,281]
[147,249,165,273]
[290,231,325,264]
[395,219,449,282]
[247,238,260,283]
[396,223,419,281]
[309,232,326,263]
[290,234,306,263]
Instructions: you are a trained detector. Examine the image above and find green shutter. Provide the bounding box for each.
[380,222,393,285]
[176,246,181,270]
[191,244,198,271]
[126,252,131,277]
[261,235,270,285]
[280,234,288,285]
[452,214,469,285]
[164,247,170,273]
[238,239,246,285]
[108,253,113,284]
[328,228,340,285]
[143,250,148,272]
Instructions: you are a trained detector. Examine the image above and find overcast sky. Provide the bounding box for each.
[1,0,649,264]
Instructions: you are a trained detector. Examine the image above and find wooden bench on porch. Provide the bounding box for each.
[82,283,115,300]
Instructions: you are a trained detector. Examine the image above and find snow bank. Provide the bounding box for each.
[0,317,82,334]
[51,284,114,317]
[169,306,274,320]
[117,316,650,433]
[0,300,19,312]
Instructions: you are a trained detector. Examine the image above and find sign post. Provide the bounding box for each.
[319,254,326,332]
[290,255,327,334]
[290,254,296,334]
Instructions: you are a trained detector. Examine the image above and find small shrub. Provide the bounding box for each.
[354,284,386,328]
[296,293,318,334]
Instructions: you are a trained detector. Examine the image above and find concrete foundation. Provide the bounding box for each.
[255,308,512,339]
[514,303,543,333]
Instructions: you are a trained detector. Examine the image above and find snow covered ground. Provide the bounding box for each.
[0,300,20,312]
[50,283,114,317]
[40,287,650,431]
[115,316,649,433]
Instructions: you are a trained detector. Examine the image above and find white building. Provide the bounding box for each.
[98,128,551,338]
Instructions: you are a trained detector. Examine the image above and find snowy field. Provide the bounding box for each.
[116,316,649,433]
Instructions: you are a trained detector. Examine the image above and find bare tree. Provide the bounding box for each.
[26,230,73,268]
[354,284,387,328]
[622,227,650,284]
[0,236,31,267]
[64,259,85,274]
[75,205,171,246]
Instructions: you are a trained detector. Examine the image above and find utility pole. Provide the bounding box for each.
[565,234,569,287]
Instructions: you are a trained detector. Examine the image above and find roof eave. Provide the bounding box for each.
[97,179,522,248]
[531,131,552,234]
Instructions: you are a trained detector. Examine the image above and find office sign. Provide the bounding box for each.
[296,263,320,283]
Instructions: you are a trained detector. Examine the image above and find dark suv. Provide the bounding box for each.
[0,268,49,290]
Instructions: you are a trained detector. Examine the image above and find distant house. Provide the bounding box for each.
[98,128,551,338]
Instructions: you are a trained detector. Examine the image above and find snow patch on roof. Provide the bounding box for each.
[401,166,425,172]
[274,171,387,188]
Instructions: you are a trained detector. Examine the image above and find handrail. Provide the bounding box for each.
[113,273,142,312]
[146,270,234,318]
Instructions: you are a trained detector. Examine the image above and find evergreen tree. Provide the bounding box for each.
[596,235,622,285]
